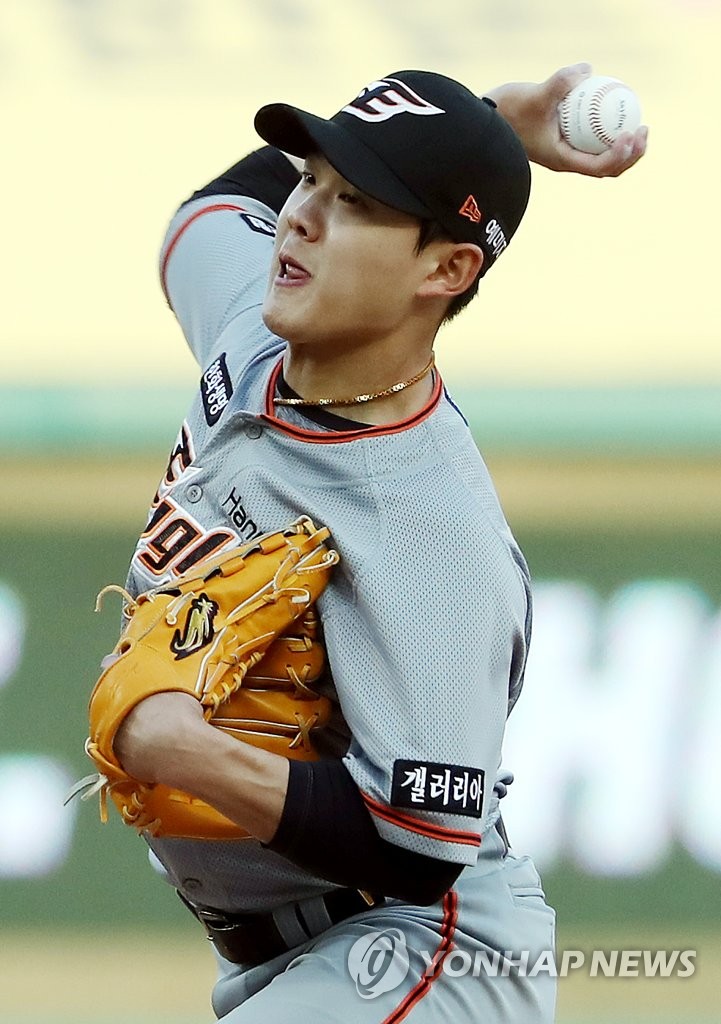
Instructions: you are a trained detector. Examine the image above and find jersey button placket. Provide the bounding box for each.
[244,423,263,440]
[186,484,203,503]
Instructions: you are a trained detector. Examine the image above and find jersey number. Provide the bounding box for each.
[138,498,234,577]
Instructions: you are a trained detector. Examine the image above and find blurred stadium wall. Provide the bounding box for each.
[1,0,720,955]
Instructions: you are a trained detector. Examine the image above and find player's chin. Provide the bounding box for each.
[262,296,311,345]
[261,295,288,335]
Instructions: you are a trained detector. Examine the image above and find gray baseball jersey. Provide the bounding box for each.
[128,193,532,914]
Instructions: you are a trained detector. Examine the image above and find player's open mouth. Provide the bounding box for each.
[276,253,311,285]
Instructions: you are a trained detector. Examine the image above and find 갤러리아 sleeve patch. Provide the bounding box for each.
[391,760,485,818]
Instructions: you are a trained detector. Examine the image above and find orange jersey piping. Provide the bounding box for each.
[160,202,248,307]
[361,791,481,847]
[382,888,458,1023]
[261,359,443,444]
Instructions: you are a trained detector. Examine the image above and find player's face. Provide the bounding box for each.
[263,154,431,349]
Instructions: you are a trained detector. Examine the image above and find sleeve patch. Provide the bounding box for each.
[391,760,485,819]
[201,353,233,426]
[240,212,276,237]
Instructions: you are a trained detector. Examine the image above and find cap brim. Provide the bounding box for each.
[254,103,434,221]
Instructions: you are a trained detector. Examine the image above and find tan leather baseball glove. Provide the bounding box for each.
[67,516,339,839]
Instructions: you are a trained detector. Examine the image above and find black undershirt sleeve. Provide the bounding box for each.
[265,758,463,906]
[186,146,300,214]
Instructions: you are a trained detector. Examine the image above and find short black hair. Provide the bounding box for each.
[415,220,482,324]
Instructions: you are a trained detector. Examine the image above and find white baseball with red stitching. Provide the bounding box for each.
[558,75,642,155]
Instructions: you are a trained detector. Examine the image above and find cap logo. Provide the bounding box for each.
[342,78,445,123]
[459,195,482,224]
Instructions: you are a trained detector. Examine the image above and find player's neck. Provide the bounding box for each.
[282,336,437,425]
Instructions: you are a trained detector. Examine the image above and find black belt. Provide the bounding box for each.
[180,817,509,967]
[178,887,385,966]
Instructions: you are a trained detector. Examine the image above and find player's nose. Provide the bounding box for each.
[286,192,322,242]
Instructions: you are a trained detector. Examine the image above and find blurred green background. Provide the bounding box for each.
[1,2,720,1022]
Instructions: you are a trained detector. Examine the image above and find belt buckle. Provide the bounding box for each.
[357,889,377,907]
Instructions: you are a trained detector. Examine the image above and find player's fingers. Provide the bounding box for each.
[542,62,593,105]
[622,125,649,170]
[633,124,649,159]
[555,126,647,178]
[551,138,609,176]
[593,127,649,177]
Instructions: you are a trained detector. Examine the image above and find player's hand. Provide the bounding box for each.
[114,692,208,786]
[487,63,648,178]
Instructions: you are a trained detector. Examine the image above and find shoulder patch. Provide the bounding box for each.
[201,353,233,426]
[391,760,485,818]
[240,212,276,237]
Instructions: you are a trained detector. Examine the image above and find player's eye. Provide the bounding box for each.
[339,192,362,206]
[300,171,316,186]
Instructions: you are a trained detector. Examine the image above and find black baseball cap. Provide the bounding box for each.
[254,70,531,276]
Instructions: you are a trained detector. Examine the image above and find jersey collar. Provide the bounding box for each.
[262,357,443,444]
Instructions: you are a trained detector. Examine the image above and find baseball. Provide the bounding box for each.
[559,75,642,155]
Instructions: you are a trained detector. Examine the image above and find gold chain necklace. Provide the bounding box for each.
[274,354,435,408]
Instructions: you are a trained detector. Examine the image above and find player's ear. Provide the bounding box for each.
[416,243,484,301]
